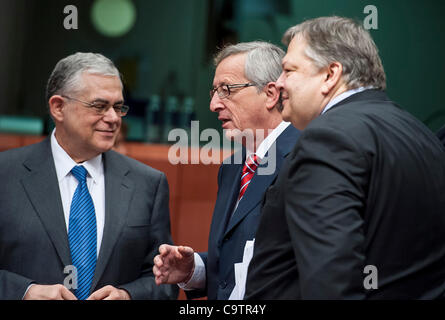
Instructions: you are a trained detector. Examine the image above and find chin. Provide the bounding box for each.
[290,119,308,131]
[93,139,116,154]
[280,109,291,122]
[224,129,236,142]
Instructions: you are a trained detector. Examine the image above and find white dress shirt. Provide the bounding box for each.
[180,121,291,291]
[50,129,105,257]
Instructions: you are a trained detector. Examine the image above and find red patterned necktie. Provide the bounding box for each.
[238,154,260,201]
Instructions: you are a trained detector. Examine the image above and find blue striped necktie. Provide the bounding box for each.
[68,165,97,300]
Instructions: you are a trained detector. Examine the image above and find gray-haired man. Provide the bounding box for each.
[0,52,178,300]
[153,41,300,299]
[246,16,445,299]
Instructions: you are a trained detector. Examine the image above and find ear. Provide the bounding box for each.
[321,62,343,95]
[48,95,66,122]
[263,82,280,111]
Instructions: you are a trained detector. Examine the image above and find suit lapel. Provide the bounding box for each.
[223,125,299,237]
[223,157,282,237]
[20,138,71,267]
[212,160,243,248]
[91,151,133,290]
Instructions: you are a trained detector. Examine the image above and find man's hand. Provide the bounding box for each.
[87,285,131,300]
[23,284,77,300]
[153,244,195,285]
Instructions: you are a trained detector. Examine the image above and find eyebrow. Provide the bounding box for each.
[212,81,227,87]
[91,98,124,105]
[282,60,297,70]
[214,75,244,87]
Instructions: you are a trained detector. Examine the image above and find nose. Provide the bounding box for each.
[209,93,224,113]
[275,71,285,91]
[102,106,121,124]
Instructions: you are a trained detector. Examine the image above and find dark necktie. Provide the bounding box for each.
[68,165,97,300]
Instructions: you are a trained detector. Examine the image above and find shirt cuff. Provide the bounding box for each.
[22,283,35,300]
[178,253,206,290]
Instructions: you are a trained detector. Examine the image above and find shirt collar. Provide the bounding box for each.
[51,129,103,183]
[247,121,291,160]
[321,86,374,115]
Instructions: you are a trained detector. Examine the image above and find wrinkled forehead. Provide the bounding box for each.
[213,53,248,86]
[77,72,123,100]
[283,34,312,62]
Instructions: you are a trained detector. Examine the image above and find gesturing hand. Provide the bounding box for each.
[153,244,195,285]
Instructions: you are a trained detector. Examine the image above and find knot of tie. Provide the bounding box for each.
[71,165,88,183]
[238,154,260,201]
[244,154,259,173]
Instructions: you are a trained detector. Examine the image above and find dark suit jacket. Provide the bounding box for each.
[187,125,300,300]
[437,125,445,148]
[246,89,445,299]
[0,138,178,300]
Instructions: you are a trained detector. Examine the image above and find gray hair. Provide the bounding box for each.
[283,16,386,90]
[214,41,285,92]
[45,52,122,103]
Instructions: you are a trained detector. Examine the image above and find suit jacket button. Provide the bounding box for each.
[219,281,227,289]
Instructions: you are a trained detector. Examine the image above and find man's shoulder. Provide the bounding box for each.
[105,150,165,179]
[0,140,47,165]
[308,92,398,133]
[437,125,445,148]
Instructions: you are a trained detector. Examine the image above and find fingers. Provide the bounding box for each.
[88,286,130,300]
[60,285,77,300]
[153,254,164,268]
[158,243,175,256]
[158,244,194,260]
[155,244,187,267]
[153,253,169,285]
[23,284,78,300]
[153,244,196,285]
[177,246,194,258]
[154,274,164,286]
[87,285,112,300]
[154,244,172,284]
[153,260,164,285]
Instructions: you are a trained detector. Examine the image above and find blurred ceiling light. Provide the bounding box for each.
[91,0,136,37]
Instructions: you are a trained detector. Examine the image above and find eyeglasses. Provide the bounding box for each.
[62,95,129,117]
[210,83,256,99]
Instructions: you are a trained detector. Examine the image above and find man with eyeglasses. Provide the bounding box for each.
[0,52,178,300]
[153,42,300,299]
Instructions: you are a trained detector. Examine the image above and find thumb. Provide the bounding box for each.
[159,244,174,256]
[178,246,194,258]
[60,286,77,300]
